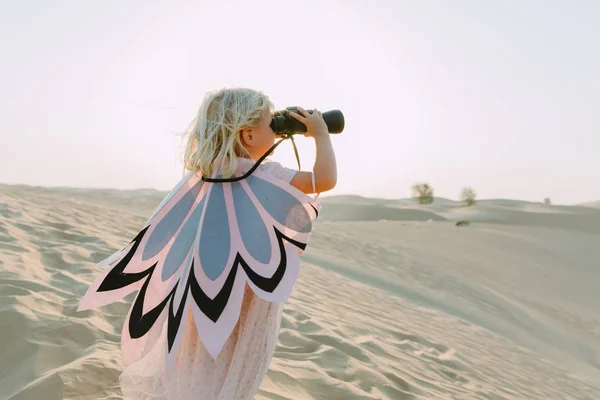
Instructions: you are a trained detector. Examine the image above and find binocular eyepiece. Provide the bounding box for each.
[270,107,345,136]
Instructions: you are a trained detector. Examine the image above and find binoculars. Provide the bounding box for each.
[270,107,345,136]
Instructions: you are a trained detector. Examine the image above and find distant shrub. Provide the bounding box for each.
[412,183,434,204]
[456,220,471,227]
[460,187,477,206]
[544,197,552,205]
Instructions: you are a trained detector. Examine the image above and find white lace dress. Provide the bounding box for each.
[119,160,299,400]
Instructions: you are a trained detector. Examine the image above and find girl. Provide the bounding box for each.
[115,87,338,399]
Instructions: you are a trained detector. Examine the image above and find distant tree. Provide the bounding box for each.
[460,187,477,206]
[544,197,552,205]
[412,183,434,204]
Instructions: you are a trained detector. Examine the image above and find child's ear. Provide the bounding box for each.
[241,129,254,146]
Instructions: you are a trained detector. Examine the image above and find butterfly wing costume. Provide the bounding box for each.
[77,152,320,375]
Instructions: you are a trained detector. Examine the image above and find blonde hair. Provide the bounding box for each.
[182,88,274,179]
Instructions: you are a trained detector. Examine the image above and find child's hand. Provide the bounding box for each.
[288,107,329,138]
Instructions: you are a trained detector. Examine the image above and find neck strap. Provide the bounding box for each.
[202,133,301,183]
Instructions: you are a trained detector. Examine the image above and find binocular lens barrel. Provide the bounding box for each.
[270,109,345,135]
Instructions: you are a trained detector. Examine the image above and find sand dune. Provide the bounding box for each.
[320,195,600,233]
[1,185,599,399]
[579,201,600,208]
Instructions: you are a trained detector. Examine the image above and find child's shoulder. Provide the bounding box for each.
[257,158,298,184]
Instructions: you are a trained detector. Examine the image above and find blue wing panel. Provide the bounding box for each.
[143,180,204,261]
[247,176,312,233]
[161,197,206,281]
[232,182,271,263]
[199,184,231,280]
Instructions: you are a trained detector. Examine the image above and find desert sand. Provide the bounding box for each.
[1,183,599,399]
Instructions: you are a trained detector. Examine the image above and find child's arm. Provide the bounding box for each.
[288,107,337,194]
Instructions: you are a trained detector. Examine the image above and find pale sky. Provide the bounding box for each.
[1,0,599,205]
